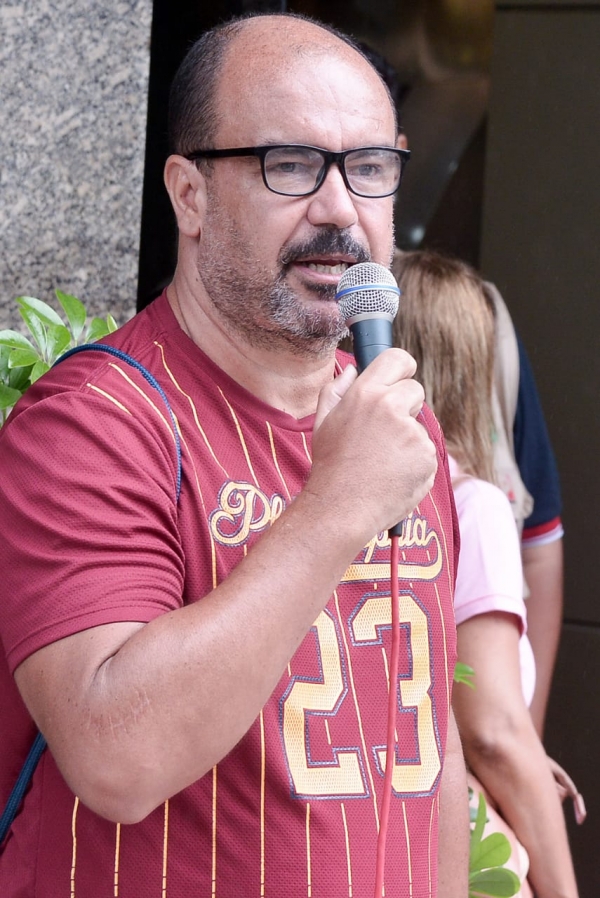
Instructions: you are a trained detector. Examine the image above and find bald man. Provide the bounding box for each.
[0,14,467,897]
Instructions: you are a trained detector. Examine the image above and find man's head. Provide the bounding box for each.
[165,13,405,356]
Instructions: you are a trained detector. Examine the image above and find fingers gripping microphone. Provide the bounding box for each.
[336,262,400,373]
[336,262,403,537]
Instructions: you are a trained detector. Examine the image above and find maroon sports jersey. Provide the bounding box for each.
[0,293,459,897]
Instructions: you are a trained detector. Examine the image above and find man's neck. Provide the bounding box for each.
[167,280,338,420]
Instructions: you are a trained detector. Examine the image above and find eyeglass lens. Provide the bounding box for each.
[263,147,402,197]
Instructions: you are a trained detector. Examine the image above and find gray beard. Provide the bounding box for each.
[197,255,362,357]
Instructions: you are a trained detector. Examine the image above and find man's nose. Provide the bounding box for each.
[305,163,359,230]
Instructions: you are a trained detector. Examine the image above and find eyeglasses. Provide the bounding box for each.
[185,144,410,198]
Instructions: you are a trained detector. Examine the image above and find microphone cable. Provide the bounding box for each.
[335,261,407,895]
[373,534,401,898]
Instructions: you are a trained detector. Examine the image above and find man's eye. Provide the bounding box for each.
[272,160,308,173]
[349,162,383,179]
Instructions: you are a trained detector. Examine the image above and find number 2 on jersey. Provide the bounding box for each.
[281,591,441,798]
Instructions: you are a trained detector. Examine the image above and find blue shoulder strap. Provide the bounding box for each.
[0,343,182,845]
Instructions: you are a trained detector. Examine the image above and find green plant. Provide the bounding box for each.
[0,291,117,425]
[454,661,476,689]
[469,789,520,898]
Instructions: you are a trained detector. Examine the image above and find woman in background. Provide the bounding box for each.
[392,250,583,898]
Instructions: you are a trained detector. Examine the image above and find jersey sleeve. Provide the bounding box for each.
[0,373,185,674]
[452,477,526,632]
[513,334,563,540]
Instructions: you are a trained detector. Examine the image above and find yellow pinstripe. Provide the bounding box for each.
[109,363,178,446]
[402,801,413,898]
[212,766,218,898]
[70,796,79,898]
[305,803,312,898]
[86,384,131,415]
[340,803,353,897]
[162,800,169,898]
[114,823,121,897]
[265,421,292,500]
[428,799,436,898]
[154,341,228,477]
[218,388,260,487]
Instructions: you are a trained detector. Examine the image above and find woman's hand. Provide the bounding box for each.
[547,756,587,824]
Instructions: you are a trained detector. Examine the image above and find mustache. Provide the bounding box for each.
[279,229,370,267]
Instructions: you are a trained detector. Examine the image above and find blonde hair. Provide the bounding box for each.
[391,250,496,483]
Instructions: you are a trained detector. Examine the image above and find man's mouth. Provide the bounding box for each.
[304,261,350,275]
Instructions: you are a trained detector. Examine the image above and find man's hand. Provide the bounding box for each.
[310,349,437,542]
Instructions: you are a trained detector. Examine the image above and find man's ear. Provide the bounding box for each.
[396,132,408,151]
[164,155,207,238]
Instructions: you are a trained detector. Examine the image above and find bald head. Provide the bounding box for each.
[168,13,398,157]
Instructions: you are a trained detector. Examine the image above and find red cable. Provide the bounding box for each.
[374,534,401,898]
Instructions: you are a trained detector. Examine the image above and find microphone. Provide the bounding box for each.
[336,262,400,373]
[336,262,404,537]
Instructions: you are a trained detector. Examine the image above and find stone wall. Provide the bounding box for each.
[0,0,152,330]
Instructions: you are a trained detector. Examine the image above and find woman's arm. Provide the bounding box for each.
[453,611,578,898]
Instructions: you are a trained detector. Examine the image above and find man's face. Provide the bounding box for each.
[196,40,398,355]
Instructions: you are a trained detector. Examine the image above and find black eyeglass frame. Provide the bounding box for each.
[185,144,411,198]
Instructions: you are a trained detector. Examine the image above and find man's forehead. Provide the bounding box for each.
[214,29,395,144]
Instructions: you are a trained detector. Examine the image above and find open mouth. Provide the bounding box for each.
[304,261,350,275]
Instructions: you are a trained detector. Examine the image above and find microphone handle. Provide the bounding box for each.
[348,317,404,539]
[349,317,393,374]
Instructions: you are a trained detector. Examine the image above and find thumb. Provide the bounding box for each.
[314,363,357,432]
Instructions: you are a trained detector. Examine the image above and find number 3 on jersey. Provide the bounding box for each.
[281,591,442,798]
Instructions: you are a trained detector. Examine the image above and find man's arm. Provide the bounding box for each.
[437,709,469,897]
[11,351,437,824]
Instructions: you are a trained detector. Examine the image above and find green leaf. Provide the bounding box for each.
[55,290,86,341]
[469,866,520,898]
[0,330,37,353]
[470,790,487,853]
[85,312,120,343]
[85,317,111,342]
[45,323,73,365]
[16,295,64,328]
[454,661,476,688]
[18,307,48,357]
[29,360,50,383]
[0,382,23,410]
[8,364,34,392]
[470,832,512,873]
[7,347,40,368]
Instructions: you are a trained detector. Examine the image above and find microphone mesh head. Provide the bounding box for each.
[336,262,400,323]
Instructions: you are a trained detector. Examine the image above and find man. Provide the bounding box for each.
[0,14,467,897]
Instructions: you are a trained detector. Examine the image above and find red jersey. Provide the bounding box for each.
[0,293,459,897]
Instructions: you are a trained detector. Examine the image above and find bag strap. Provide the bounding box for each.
[0,343,182,846]
[0,732,46,844]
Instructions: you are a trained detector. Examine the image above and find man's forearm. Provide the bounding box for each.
[437,710,469,896]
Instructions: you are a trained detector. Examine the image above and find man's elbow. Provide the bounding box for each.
[57,755,177,825]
